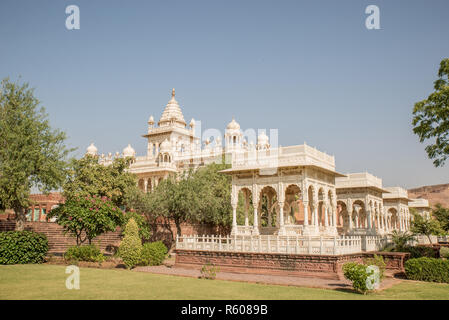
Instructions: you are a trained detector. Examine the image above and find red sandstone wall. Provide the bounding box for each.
[175,250,409,280]
[0,221,122,254]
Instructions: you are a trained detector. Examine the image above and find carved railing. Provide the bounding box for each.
[176,234,367,255]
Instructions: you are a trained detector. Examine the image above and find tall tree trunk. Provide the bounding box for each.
[14,206,25,231]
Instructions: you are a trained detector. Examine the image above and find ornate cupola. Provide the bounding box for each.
[158,88,186,128]
[225,117,243,152]
[257,131,270,150]
[86,142,98,156]
[148,115,154,129]
[123,144,136,158]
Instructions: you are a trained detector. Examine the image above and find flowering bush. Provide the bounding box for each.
[47,195,125,245]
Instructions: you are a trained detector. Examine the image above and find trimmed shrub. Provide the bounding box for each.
[64,245,105,263]
[140,241,168,266]
[440,246,449,259]
[364,254,386,280]
[0,231,48,264]
[119,218,142,269]
[404,257,449,283]
[342,262,381,294]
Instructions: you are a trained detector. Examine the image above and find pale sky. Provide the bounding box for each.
[1,0,448,189]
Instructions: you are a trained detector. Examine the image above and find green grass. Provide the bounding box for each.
[0,264,448,300]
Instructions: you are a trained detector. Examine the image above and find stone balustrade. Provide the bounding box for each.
[175,234,388,255]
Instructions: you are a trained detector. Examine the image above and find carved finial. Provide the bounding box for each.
[172,88,175,98]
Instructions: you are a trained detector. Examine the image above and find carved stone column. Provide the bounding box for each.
[324,203,329,227]
[278,201,285,235]
[303,201,309,226]
[347,205,353,230]
[144,179,148,193]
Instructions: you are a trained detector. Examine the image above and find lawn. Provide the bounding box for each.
[0,264,448,300]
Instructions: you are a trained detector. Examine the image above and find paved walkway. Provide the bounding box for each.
[134,264,401,291]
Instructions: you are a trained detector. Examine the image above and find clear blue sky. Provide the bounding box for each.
[1,0,448,189]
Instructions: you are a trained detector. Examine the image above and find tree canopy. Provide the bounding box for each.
[412,58,449,167]
[410,211,444,244]
[125,163,232,244]
[0,78,72,230]
[47,194,125,245]
[62,155,137,208]
[432,204,449,232]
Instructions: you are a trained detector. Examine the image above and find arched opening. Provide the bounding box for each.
[284,184,302,225]
[237,188,253,227]
[337,201,348,229]
[258,186,277,232]
[138,179,145,191]
[389,208,398,230]
[352,200,366,229]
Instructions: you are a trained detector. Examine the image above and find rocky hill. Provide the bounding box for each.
[408,183,449,208]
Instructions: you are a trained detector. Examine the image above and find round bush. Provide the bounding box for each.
[405,257,449,283]
[440,246,449,259]
[140,241,168,266]
[0,231,48,264]
[64,245,105,263]
[119,218,142,269]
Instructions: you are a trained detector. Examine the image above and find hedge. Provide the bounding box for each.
[140,241,168,266]
[0,231,48,264]
[64,245,105,263]
[404,257,449,283]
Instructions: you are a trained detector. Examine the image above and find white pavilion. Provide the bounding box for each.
[87,88,427,243]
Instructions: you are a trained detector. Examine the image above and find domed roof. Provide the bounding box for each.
[123,144,136,158]
[189,118,195,127]
[226,118,240,131]
[148,115,154,124]
[86,143,98,155]
[258,131,269,145]
[158,88,186,127]
[160,139,172,153]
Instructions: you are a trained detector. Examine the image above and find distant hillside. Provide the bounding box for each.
[408,183,449,208]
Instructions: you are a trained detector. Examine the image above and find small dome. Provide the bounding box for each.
[123,144,136,158]
[86,143,98,156]
[258,132,269,145]
[226,118,240,130]
[160,139,172,153]
[148,115,154,124]
[189,118,195,127]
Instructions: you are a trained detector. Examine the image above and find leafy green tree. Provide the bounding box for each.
[63,155,137,208]
[151,172,198,238]
[47,194,125,245]
[432,204,449,232]
[412,58,449,167]
[410,213,444,245]
[0,78,72,230]
[190,163,232,229]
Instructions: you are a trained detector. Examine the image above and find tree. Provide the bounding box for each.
[0,78,72,230]
[389,230,415,251]
[412,58,449,167]
[410,212,444,245]
[431,204,449,232]
[189,163,232,229]
[62,155,137,208]
[47,194,125,245]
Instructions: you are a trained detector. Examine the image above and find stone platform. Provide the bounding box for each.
[174,249,409,280]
